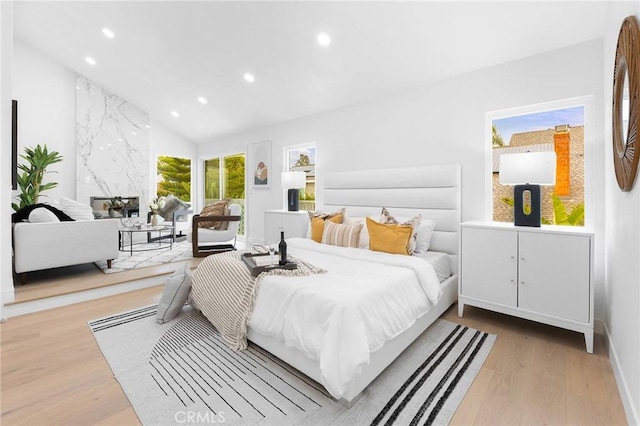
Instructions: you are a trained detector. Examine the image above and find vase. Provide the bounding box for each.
[151,213,159,227]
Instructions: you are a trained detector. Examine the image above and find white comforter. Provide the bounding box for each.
[249,238,443,399]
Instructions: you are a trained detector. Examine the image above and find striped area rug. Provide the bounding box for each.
[89,306,495,426]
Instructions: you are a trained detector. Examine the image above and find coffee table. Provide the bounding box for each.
[119,224,175,255]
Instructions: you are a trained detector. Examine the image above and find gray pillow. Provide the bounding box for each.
[156,262,192,324]
[158,195,190,221]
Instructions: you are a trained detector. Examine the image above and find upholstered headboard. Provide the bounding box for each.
[322,164,461,272]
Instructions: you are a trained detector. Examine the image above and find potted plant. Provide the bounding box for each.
[12,144,63,212]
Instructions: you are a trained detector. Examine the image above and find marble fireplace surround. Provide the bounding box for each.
[75,75,150,217]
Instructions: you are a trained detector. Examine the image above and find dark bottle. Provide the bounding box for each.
[279,231,287,265]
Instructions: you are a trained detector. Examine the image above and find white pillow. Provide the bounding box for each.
[60,196,94,221]
[28,208,60,223]
[392,217,436,253]
[156,262,192,324]
[344,216,377,249]
[415,219,437,252]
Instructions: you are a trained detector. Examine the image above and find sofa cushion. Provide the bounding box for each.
[159,194,191,221]
[12,203,75,223]
[28,208,60,223]
[198,200,230,229]
[60,196,94,221]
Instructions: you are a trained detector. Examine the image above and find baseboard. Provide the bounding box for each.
[602,321,639,425]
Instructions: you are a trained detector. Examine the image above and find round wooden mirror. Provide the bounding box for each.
[612,16,640,191]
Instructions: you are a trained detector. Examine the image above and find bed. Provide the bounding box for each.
[192,164,461,407]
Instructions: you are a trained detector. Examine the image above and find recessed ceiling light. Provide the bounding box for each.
[145,124,151,129]
[244,73,255,83]
[198,96,208,104]
[171,111,180,117]
[102,28,115,39]
[131,131,137,136]
[317,33,331,46]
[85,56,96,65]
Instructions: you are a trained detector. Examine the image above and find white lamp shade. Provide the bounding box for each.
[281,171,306,189]
[499,152,557,185]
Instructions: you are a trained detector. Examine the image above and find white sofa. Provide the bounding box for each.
[13,219,120,282]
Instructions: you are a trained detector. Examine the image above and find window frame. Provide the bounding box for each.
[485,96,594,229]
[283,142,316,212]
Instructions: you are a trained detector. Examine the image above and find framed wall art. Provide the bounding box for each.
[252,140,271,188]
[612,15,640,191]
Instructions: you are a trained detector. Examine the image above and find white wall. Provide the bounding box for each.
[1,2,14,307]
[200,39,605,303]
[11,39,76,203]
[603,4,640,424]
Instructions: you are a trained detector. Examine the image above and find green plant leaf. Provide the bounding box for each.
[501,197,514,207]
[552,194,570,225]
[567,202,585,226]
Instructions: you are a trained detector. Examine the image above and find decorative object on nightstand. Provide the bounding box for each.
[281,171,306,211]
[499,151,556,227]
[612,15,640,191]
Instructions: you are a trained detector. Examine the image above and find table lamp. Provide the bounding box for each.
[281,171,306,211]
[499,152,556,227]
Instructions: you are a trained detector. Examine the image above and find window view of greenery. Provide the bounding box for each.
[492,106,585,226]
[287,145,316,211]
[157,156,191,202]
[204,153,246,235]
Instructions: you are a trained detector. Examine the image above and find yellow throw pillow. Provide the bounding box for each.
[310,214,343,243]
[380,207,421,254]
[366,217,412,255]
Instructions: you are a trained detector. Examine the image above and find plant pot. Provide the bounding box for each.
[151,213,159,227]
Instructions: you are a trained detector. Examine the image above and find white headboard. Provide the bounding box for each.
[322,164,461,272]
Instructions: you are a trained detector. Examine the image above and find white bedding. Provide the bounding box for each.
[248,238,443,399]
[412,250,452,282]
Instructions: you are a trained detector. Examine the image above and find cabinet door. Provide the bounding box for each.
[461,227,518,307]
[518,232,590,323]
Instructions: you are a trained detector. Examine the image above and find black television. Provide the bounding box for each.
[11,99,17,190]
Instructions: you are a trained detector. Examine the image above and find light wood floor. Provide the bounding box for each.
[1,283,628,425]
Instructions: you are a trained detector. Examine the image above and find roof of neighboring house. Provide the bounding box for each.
[492,143,554,172]
[492,125,585,172]
[291,164,316,177]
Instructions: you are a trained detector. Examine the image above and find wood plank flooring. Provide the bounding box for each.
[1,285,628,425]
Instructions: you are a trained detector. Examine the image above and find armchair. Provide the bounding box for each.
[188,204,241,257]
[147,208,194,242]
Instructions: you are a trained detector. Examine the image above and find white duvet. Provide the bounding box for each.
[248,238,443,399]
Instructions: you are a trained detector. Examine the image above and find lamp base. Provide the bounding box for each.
[287,188,300,211]
[514,184,541,227]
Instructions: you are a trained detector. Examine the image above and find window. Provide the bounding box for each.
[157,156,191,202]
[203,153,245,235]
[285,144,316,211]
[491,104,586,226]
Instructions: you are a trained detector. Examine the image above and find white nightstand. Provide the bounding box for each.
[264,210,309,244]
[459,221,594,353]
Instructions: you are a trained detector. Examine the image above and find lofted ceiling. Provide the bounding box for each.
[12,1,608,144]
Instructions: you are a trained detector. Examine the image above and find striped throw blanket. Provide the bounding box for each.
[190,250,324,351]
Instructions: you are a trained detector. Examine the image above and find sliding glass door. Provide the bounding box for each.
[203,153,245,235]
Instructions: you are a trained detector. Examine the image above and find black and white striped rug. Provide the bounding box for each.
[89,306,495,426]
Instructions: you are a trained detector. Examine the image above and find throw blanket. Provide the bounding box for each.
[190,250,324,351]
